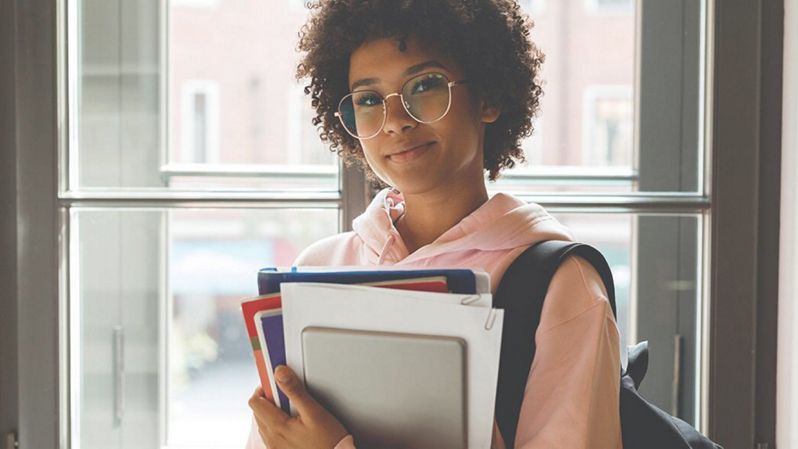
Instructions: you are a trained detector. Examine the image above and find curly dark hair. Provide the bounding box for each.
[296,0,544,183]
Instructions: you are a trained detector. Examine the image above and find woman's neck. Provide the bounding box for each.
[394,181,489,255]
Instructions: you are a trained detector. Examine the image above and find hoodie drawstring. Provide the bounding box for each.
[377,234,396,265]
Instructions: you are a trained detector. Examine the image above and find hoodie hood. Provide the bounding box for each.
[351,188,574,265]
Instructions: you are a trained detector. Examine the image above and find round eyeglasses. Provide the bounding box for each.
[334,72,468,140]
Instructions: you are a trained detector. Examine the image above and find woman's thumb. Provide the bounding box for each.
[275,365,318,415]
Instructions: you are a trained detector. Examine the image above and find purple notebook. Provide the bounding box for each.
[259,311,290,413]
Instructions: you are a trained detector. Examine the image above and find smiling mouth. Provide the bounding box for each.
[386,142,435,163]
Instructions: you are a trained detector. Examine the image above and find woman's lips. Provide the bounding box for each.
[387,142,434,163]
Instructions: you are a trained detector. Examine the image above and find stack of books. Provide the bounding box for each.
[241,267,504,449]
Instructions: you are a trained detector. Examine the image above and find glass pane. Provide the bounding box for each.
[71,208,703,449]
[74,0,339,191]
[499,0,704,193]
[71,208,338,449]
[550,212,703,424]
[73,0,703,193]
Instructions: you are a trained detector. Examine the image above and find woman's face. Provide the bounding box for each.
[347,37,499,195]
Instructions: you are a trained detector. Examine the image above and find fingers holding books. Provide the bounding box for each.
[273,365,320,417]
[249,385,288,427]
[248,366,349,449]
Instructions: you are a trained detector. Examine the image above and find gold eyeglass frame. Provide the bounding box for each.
[334,72,469,140]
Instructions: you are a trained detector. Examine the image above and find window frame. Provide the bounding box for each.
[179,79,220,165]
[777,1,798,446]
[581,84,634,167]
[0,1,783,449]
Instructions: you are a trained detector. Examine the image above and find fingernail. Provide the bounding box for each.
[275,366,291,383]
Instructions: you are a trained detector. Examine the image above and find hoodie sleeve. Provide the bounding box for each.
[512,255,623,449]
[244,416,263,449]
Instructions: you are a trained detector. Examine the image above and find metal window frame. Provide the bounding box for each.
[635,0,705,425]
[1,1,62,448]
[0,0,20,446]
[706,1,783,448]
[0,1,782,449]
[776,1,798,447]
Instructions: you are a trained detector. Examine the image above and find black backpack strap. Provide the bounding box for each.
[493,240,618,448]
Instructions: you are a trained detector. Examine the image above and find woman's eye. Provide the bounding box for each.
[354,93,382,107]
[411,74,445,94]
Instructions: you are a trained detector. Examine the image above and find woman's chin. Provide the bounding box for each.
[388,176,446,196]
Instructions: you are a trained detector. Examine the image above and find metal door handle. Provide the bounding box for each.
[5,431,18,449]
[113,325,125,427]
[672,334,682,416]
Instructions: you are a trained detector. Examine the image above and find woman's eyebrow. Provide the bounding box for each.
[350,60,448,91]
[403,60,447,77]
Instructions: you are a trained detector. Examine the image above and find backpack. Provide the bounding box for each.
[493,240,724,449]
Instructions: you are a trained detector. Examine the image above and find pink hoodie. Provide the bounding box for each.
[247,188,623,449]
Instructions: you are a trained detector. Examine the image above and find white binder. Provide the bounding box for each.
[281,282,504,449]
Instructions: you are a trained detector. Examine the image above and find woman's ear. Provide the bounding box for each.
[479,99,501,124]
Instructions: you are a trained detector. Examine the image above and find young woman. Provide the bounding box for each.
[247,1,623,448]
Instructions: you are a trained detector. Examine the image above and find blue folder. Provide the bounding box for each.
[258,268,479,296]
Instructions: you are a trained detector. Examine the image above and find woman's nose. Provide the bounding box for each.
[382,94,417,135]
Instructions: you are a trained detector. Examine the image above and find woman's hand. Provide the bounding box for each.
[248,365,348,449]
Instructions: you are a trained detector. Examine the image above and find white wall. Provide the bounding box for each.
[777,0,798,446]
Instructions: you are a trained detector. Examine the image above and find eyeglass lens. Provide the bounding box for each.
[338,72,452,138]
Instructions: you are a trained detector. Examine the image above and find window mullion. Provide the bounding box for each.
[340,158,369,233]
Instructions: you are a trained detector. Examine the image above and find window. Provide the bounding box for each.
[55,0,716,447]
[4,0,780,447]
[0,0,776,446]
[495,0,638,193]
[163,209,336,446]
[777,1,797,443]
[171,0,220,8]
[287,83,338,166]
[179,80,219,164]
[582,86,633,167]
[286,84,303,165]
[586,0,634,14]
[520,118,544,166]
[519,0,545,14]
[69,2,351,449]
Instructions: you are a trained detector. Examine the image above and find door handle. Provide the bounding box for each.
[113,325,125,427]
[5,431,18,449]
[672,334,682,416]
